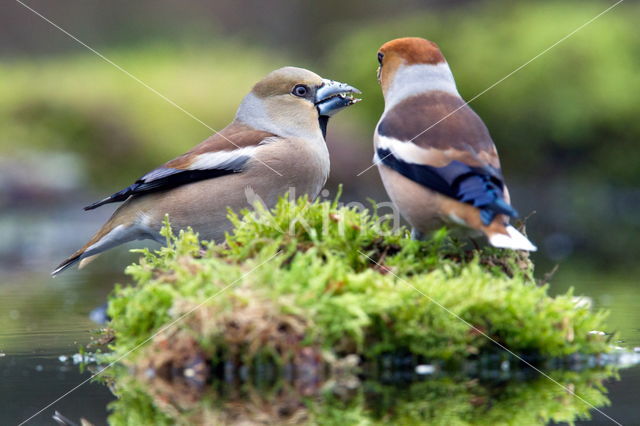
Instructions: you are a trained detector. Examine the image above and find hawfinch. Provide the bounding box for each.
[374,37,536,251]
[53,67,360,275]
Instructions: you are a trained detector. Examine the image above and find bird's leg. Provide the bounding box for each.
[411,228,426,241]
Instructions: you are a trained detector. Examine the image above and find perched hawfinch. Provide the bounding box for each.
[53,67,360,275]
[374,37,536,251]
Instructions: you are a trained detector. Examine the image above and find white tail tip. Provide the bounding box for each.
[489,225,537,252]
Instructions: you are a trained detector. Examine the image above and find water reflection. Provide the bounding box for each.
[1,355,113,425]
[102,357,620,425]
[6,350,640,425]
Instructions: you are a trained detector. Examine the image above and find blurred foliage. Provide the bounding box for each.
[327,1,640,185]
[0,43,284,187]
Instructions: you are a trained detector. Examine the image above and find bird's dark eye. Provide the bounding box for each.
[377,52,384,65]
[292,84,309,97]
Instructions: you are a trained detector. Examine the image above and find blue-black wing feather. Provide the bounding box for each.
[377,148,517,225]
[84,157,250,211]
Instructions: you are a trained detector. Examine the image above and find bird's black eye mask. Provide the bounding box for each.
[377,52,384,82]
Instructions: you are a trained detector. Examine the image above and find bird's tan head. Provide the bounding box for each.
[376,37,446,95]
[237,67,360,139]
[252,67,323,99]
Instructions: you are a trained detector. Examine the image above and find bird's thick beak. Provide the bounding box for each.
[315,79,361,117]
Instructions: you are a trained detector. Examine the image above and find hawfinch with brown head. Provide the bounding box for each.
[374,37,535,251]
[53,67,360,275]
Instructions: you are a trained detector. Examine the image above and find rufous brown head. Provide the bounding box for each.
[377,37,446,94]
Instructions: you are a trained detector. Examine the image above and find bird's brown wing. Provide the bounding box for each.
[377,90,500,168]
[84,123,276,210]
[375,91,515,225]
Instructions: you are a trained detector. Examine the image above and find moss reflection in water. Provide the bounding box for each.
[104,363,614,425]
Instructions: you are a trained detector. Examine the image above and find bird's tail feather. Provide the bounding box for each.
[51,251,84,276]
[83,197,113,211]
[51,218,129,276]
[487,225,537,252]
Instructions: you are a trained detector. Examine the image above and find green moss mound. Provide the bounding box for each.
[105,194,610,365]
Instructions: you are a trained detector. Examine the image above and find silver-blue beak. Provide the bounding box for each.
[315,79,361,117]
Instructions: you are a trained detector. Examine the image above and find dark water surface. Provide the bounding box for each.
[1,209,639,425]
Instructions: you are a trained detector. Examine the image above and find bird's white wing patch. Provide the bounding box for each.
[375,133,478,169]
[190,146,258,170]
[376,134,424,164]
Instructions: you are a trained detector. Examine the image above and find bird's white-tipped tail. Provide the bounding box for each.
[489,225,537,252]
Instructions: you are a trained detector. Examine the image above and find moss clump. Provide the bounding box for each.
[104,194,611,368]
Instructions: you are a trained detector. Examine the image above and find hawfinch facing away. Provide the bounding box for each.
[374,37,535,251]
[53,67,360,275]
